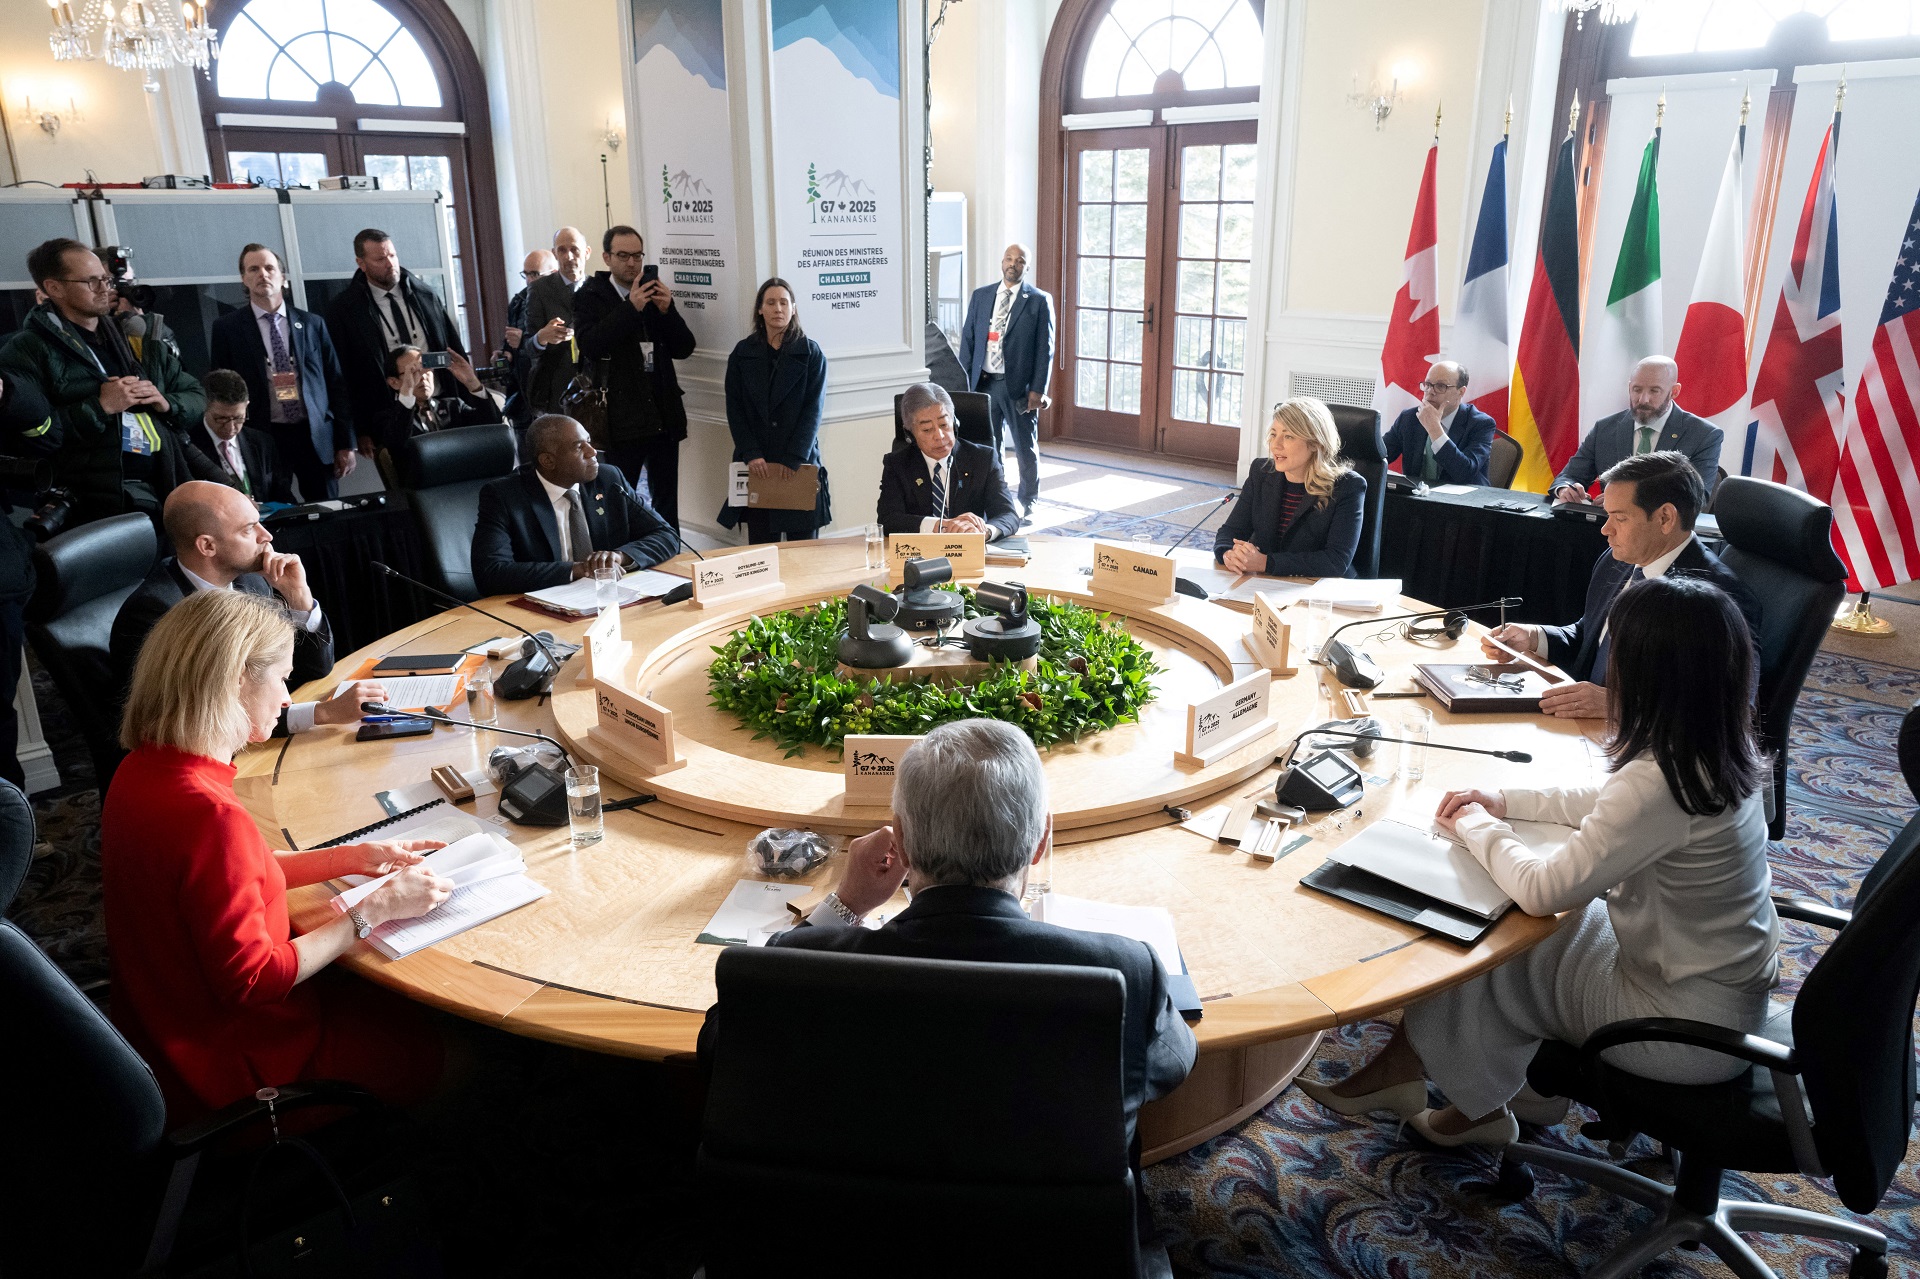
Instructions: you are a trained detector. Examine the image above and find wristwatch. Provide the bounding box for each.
[348,907,373,940]
[806,891,865,929]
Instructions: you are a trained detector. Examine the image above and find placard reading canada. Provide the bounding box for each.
[691,545,782,608]
[843,734,918,806]
[1089,540,1178,605]
[630,0,739,351]
[768,0,906,352]
[885,531,985,582]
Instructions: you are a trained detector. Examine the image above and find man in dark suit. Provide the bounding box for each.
[878,382,1019,541]
[470,414,679,597]
[1552,356,1723,502]
[193,368,292,504]
[504,248,557,427]
[573,226,697,527]
[363,345,504,455]
[702,719,1196,1175]
[109,481,381,734]
[957,244,1055,518]
[1485,451,1761,719]
[523,227,592,414]
[1383,360,1498,486]
[323,227,466,449]
[209,245,355,501]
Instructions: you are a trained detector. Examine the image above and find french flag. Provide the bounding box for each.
[1455,137,1511,434]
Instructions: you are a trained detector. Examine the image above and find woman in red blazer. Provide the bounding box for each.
[103,588,453,1114]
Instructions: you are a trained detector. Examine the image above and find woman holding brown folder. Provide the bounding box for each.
[1295,575,1778,1147]
[718,278,830,542]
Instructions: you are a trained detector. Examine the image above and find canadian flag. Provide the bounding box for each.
[1371,141,1440,427]
[1674,125,1749,429]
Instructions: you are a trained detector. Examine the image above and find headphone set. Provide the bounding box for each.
[1404,609,1470,643]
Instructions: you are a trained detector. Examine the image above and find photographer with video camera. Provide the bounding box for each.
[101,244,182,364]
[0,238,224,534]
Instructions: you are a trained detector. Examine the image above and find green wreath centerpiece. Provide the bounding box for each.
[707,587,1161,756]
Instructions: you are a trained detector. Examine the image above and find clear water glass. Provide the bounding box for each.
[593,566,624,638]
[1312,597,1336,658]
[567,765,603,848]
[465,664,497,727]
[1021,840,1053,910]
[1400,707,1432,782]
[864,522,886,572]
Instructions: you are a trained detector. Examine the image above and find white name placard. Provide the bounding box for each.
[574,599,632,685]
[588,678,687,775]
[886,532,986,583]
[843,734,919,807]
[691,545,782,609]
[1245,591,1298,675]
[1175,669,1277,768]
[1089,540,1178,606]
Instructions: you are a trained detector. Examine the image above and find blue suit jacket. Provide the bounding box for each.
[1383,403,1498,486]
[208,303,353,463]
[1541,537,1762,684]
[1552,406,1724,496]
[470,463,679,597]
[957,280,1055,399]
[1213,464,1368,578]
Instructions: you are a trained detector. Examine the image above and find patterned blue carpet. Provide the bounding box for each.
[1144,653,1920,1278]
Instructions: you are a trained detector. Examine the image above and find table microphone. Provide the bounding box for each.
[1278,724,1533,765]
[1160,493,1237,599]
[654,524,707,605]
[1320,597,1523,690]
[370,560,563,699]
[363,702,574,825]
[1273,723,1531,809]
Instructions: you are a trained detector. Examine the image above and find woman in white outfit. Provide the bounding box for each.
[1299,574,1780,1145]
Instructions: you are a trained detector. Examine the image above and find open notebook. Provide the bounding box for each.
[325,814,548,960]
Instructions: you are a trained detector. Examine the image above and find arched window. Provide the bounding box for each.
[198,0,506,355]
[1630,0,1920,57]
[1041,0,1263,465]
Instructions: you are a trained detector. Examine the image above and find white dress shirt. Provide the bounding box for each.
[369,282,420,349]
[984,282,1016,376]
[179,563,326,733]
[1528,534,1696,659]
[1454,760,1779,992]
[917,450,952,535]
[1633,403,1674,452]
[536,470,579,561]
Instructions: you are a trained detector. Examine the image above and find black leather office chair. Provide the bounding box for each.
[1486,428,1522,489]
[893,389,996,450]
[394,422,518,602]
[0,917,391,1275]
[0,778,33,916]
[25,512,157,787]
[1331,405,1386,578]
[1712,476,1849,839]
[1495,753,1920,1279]
[699,948,1149,1278]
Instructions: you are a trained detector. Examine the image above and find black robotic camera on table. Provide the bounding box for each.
[962,581,1043,661]
[892,556,964,630]
[838,584,917,669]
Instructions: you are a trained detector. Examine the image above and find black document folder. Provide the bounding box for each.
[1298,859,1501,946]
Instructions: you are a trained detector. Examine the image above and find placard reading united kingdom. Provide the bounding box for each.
[630,0,739,352]
[768,0,906,352]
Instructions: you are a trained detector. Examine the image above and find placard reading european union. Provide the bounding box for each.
[768,0,906,352]
[591,679,687,775]
[843,734,917,806]
[1176,670,1277,768]
[630,0,739,351]
[1089,540,1178,606]
[692,545,782,608]
[886,531,985,582]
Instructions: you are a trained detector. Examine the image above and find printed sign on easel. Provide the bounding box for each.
[842,734,918,807]
[1174,670,1277,768]
[886,532,985,582]
[1088,540,1178,606]
[1245,592,1298,675]
[589,678,687,775]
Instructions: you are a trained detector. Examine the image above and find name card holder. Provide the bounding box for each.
[843,734,919,807]
[886,532,986,583]
[1088,540,1178,607]
[692,545,783,610]
[1174,669,1278,769]
[589,679,687,775]
[1245,592,1298,675]
[574,601,633,685]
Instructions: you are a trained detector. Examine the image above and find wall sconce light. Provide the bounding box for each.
[602,113,624,152]
[1347,71,1402,131]
[16,92,80,139]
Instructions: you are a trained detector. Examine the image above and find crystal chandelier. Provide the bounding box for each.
[1550,0,1640,30]
[47,0,220,89]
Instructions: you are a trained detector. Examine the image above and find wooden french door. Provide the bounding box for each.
[1059,121,1256,465]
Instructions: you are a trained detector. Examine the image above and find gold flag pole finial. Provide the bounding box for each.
[1740,86,1752,126]
[1504,95,1513,136]
[1655,91,1666,130]
[1569,90,1581,137]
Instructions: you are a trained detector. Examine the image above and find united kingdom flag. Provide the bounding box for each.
[1744,119,1845,494]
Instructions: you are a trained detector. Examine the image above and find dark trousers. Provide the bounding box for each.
[269,422,337,502]
[606,437,680,529]
[743,511,818,544]
[979,374,1039,511]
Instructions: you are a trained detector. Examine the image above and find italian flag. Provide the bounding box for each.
[1583,129,1662,437]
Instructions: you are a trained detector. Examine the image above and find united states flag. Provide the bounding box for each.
[1831,185,1920,592]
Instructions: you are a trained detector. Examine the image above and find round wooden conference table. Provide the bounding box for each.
[239,535,1598,1164]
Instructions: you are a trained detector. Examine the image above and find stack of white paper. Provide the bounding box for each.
[1031,893,1185,975]
[329,830,547,959]
[522,569,684,615]
[1220,577,1402,611]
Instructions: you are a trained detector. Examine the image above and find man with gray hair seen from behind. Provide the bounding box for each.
[876,382,1020,541]
[724,719,1196,1156]
[1551,355,1724,503]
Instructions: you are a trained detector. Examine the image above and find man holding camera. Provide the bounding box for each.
[210,244,356,501]
[364,344,503,455]
[324,227,466,449]
[0,238,222,532]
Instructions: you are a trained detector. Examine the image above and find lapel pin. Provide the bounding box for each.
[914,478,924,486]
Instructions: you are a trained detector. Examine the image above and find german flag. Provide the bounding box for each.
[1509,130,1583,492]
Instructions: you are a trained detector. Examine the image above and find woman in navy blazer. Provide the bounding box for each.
[718,279,829,542]
[1213,397,1367,578]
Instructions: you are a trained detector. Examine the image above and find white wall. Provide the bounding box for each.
[0,4,166,186]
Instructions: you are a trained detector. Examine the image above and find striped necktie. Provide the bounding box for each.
[929,458,946,524]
